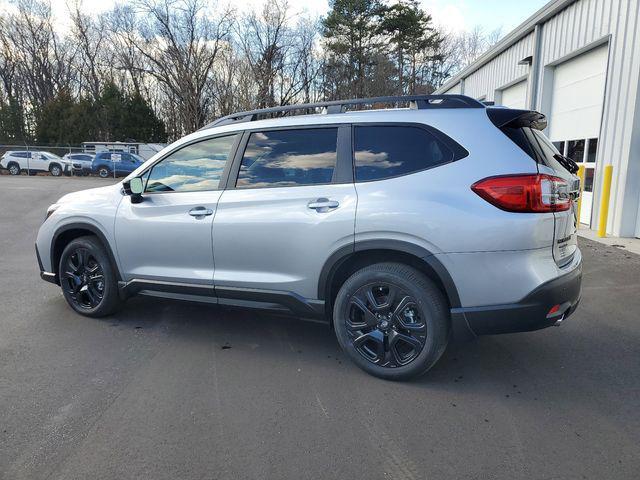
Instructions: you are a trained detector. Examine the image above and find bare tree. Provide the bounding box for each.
[212,41,255,116]
[455,26,502,68]
[69,1,109,100]
[107,5,152,98]
[237,0,320,109]
[119,0,234,135]
[1,0,76,109]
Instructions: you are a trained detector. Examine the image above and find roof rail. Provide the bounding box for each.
[201,94,485,130]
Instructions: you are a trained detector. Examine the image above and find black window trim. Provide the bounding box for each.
[128,120,465,194]
[350,121,469,184]
[225,124,352,191]
[139,132,243,195]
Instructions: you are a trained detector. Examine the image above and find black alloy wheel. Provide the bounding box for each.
[58,236,122,317]
[346,283,427,367]
[61,248,105,309]
[333,262,449,380]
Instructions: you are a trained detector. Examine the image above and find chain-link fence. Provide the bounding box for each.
[0,144,151,180]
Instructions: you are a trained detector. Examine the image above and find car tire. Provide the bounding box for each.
[58,236,123,317]
[7,162,20,175]
[98,167,110,178]
[333,262,449,381]
[49,164,62,176]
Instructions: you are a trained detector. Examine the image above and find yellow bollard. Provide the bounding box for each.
[597,165,613,237]
[576,165,585,227]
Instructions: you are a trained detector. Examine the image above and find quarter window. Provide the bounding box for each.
[145,134,238,193]
[354,126,453,182]
[236,128,338,188]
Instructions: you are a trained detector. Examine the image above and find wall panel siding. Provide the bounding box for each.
[462,32,535,100]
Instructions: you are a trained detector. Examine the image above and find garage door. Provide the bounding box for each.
[549,43,609,226]
[499,80,527,109]
[549,44,608,141]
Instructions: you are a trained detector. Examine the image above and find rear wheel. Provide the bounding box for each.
[98,166,110,178]
[333,262,449,380]
[59,236,122,317]
[7,162,20,175]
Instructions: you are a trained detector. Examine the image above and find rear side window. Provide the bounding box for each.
[236,128,338,188]
[354,126,454,182]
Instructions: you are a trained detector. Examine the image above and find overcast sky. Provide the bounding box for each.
[39,0,549,35]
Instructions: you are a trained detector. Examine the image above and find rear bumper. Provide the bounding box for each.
[451,259,582,337]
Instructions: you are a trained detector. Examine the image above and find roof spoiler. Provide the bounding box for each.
[486,108,547,130]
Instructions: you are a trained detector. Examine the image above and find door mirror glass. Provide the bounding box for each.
[129,177,144,195]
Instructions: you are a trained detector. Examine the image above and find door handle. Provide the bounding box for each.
[307,198,339,212]
[188,207,214,217]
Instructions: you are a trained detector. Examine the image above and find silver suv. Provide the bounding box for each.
[36,95,582,380]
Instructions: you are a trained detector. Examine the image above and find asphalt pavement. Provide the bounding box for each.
[1,175,639,479]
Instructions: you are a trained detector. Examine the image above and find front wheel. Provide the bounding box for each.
[333,263,449,380]
[49,164,62,176]
[7,163,20,175]
[59,236,122,317]
[98,167,110,178]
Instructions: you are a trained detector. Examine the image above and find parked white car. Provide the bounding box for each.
[62,153,95,176]
[1,151,71,176]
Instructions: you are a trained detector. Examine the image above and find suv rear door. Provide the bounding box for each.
[212,125,355,302]
[527,128,579,265]
[490,110,579,266]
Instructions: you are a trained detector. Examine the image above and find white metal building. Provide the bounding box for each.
[436,0,640,237]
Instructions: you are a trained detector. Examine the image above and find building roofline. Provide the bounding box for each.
[435,0,577,94]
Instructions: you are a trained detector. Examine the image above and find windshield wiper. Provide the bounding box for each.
[553,153,579,174]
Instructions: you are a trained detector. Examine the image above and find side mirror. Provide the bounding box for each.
[123,177,144,203]
[130,177,144,194]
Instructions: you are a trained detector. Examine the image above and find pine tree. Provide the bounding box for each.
[379,0,442,95]
[322,0,386,99]
[0,98,28,143]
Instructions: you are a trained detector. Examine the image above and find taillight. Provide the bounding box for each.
[471,174,571,213]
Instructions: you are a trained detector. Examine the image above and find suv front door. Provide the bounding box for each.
[115,134,240,289]
[213,126,356,303]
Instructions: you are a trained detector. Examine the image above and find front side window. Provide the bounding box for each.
[236,128,338,188]
[354,126,453,182]
[145,134,238,193]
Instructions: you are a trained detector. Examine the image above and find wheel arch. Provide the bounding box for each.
[50,223,122,282]
[319,240,461,315]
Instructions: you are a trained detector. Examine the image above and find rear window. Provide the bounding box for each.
[354,126,454,182]
[502,126,568,173]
